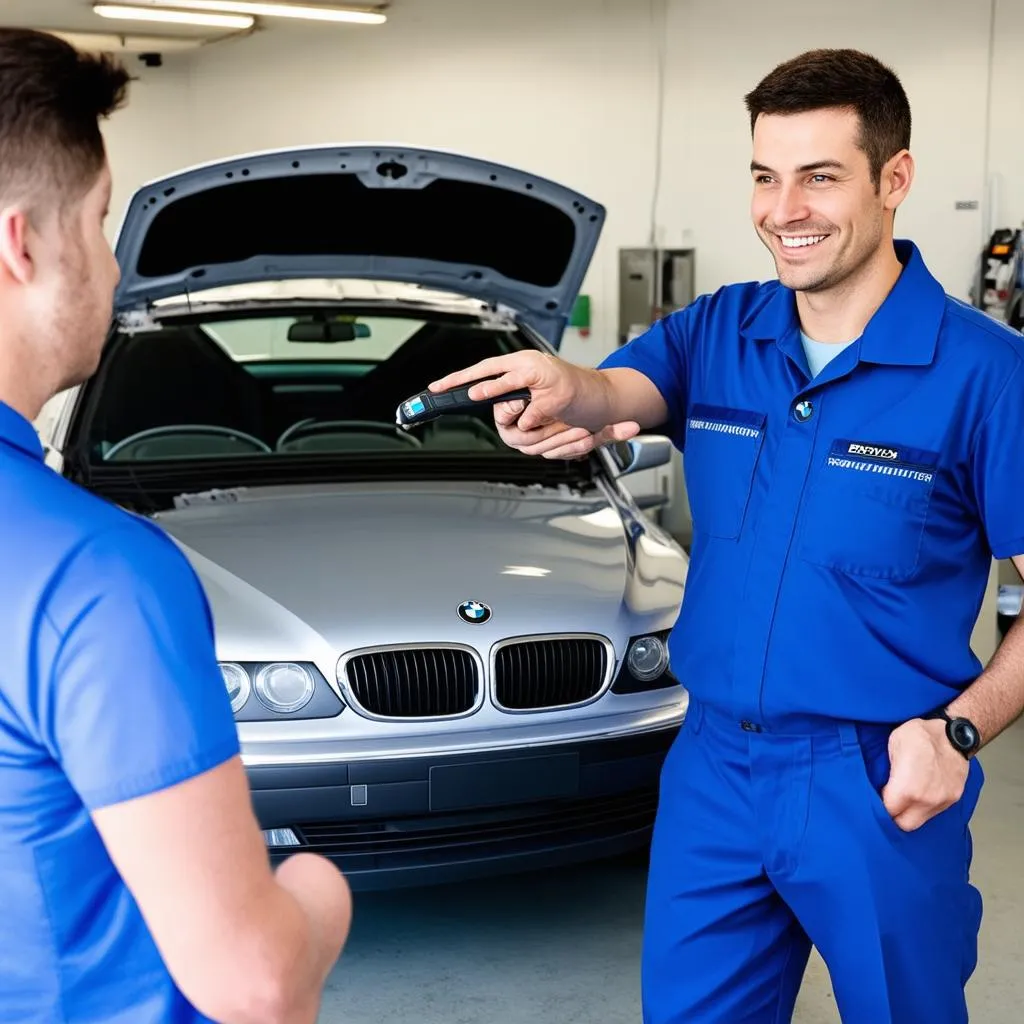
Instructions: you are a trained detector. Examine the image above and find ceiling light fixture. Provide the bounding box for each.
[52,30,207,53]
[121,0,387,24]
[93,4,255,28]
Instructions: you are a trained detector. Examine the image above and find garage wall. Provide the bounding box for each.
[987,0,1024,235]
[656,0,996,310]
[98,0,1019,361]
[101,57,198,247]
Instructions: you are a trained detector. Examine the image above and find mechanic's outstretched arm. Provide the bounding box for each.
[430,351,670,459]
[46,525,352,1024]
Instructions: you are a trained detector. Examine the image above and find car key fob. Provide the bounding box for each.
[396,383,532,428]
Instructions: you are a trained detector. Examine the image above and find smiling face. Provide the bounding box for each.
[750,107,911,294]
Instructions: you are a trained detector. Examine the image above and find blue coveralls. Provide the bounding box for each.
[600,240,1024,1023]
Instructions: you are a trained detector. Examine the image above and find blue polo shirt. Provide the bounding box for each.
[0,401,239,1021]
[602,240,1024,728]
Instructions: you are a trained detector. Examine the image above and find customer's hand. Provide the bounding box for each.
[430,351,640,459]
[881,718,970,831]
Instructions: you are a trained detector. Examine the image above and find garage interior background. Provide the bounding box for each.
[70,0,1024,354]
[14,0,1024,658]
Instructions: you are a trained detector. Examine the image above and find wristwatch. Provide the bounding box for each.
[922,706,982,760]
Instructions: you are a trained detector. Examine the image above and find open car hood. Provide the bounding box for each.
[111,144,606,347]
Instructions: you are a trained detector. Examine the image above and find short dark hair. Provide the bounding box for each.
[0,29,131,219]
[744,49,911,188]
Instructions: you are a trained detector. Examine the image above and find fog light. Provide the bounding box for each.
[262,828,301,848]
[256,662,315,713]
[627,636,669,681]
[220,662,250,713]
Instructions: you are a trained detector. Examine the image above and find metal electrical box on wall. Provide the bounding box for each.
[618,247,696,345]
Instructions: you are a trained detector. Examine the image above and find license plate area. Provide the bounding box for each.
[429,754,580,812]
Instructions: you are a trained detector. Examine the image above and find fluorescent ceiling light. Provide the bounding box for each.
[52,30,206,52]
[93,4,255,28]
[122,0,386,24]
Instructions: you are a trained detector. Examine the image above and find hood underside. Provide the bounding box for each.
[112,145,606,347]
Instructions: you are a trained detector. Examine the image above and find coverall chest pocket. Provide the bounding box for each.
[798,439,940,580]
[683,404,767,540]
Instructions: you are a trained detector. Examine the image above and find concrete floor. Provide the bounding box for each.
[317,717,1024,1023]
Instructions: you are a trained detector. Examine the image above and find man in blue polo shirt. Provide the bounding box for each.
[432,49,1024,1023]
[0,29,352,1023]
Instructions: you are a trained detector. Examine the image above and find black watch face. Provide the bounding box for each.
[950,719,979,752]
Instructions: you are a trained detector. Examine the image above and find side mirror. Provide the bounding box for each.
[612,435,674,476]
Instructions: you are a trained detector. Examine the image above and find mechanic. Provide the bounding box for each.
[430,48,1024,1023]
[0,29,351,1024]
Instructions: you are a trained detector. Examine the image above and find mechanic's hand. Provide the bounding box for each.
[880,718,970,831]
[492,399,639,460]
[430,351,639,459]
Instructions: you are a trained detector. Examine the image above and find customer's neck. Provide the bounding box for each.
[0,337,52,424]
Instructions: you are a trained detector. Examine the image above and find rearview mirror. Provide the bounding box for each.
[287,319,372,343]
[612,435,674,476]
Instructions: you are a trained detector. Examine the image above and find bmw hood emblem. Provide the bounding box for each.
[458,601,492,624]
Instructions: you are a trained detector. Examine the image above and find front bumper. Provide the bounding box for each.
[247,724,678,890]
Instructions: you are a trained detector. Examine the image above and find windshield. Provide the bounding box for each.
[72,307,595,509]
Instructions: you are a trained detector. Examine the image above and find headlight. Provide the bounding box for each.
[626,635,669,681]
[220,662,251,713]
[255,662,315,714]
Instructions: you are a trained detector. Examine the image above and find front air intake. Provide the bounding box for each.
[493,637,610,711]
[342,647,480,719]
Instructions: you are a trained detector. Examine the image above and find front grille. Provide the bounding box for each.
[494,637,609,710]
[343,648,479,718]
[295,790,659,862]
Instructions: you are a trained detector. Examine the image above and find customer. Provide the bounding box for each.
[430,48,1024,1023]
[0,29,351,1024]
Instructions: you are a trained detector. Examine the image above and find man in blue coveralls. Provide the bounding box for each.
[0,29,352,1023]
[432,49,1024,1023]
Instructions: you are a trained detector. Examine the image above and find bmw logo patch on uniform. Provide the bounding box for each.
[458,601,491,624]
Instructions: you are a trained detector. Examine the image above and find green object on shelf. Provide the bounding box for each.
[569,294,591,329]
